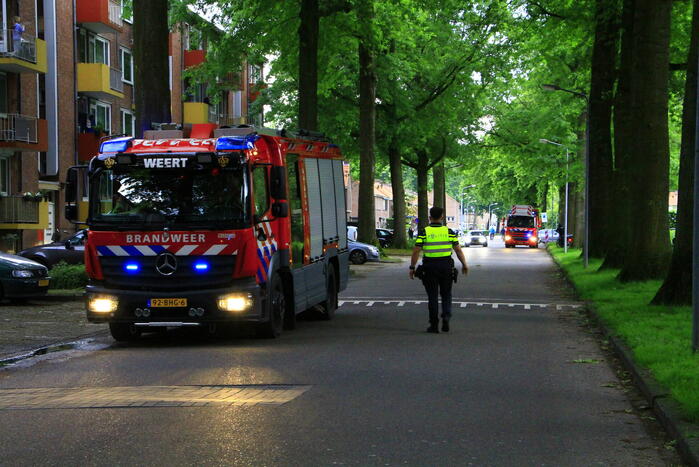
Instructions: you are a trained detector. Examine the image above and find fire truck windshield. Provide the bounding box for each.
[507,215,535,228]
[89,166,249,230]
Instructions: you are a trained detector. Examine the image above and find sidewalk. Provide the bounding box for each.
[0,298,106,361]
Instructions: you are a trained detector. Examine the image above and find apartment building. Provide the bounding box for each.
[0,0,263,253]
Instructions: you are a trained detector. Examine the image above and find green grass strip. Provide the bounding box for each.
[549,246,699,423]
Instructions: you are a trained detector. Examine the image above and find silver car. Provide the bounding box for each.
[348,240,380,264]
[461,230,489,247]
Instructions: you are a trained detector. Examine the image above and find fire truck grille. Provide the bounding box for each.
[99,255,236,291]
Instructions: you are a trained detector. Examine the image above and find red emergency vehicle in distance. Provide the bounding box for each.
[503,204,541,248]
[64,125,349,341]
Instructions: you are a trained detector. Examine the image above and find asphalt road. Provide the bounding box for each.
[0,239,681,465]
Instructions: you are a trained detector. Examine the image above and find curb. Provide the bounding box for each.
[548,248,699,467]
[0,330,108,366]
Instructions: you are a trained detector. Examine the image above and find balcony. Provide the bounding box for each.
[77,0,124,34]
[216,115,247,127]
[0,31,47,74]
[77,63,124,100]
[0,197,50,230]
[0,115,48,151]
[184,50,206,69]
[183,102,210,125]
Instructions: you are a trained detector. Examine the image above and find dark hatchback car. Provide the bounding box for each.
[0,253,50,300]
[19,230,86,268]
[376,228,394,248]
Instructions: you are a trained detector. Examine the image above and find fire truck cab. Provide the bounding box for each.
[64,125,349,341]
[503,204,541,249]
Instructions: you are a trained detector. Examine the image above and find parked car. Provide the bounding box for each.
[347,225,358,241]
[376,228,394,248]
[0,253,50,300]
[538,229,560,244]
[18,230,86,268]
[348,240,380,265]
[461,230,489,247]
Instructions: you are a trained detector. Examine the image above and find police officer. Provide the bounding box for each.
[409,207,469,333]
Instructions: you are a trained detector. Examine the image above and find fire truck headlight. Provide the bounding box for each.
[530,236,537,242]
[505,235,512,241]
[88,296,119,313]
[218,293,252,312]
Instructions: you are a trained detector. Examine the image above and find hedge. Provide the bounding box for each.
[49,262,88,289]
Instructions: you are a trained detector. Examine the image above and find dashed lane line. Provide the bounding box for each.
[0,385,311,410]
[338,299,581,310]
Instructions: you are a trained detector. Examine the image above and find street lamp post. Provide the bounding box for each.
[488,202,499,231]
[459,185,476,232]
[540,139,570,253]
[543,84,591,267]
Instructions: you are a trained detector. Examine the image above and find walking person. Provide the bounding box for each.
[409,207,469,333]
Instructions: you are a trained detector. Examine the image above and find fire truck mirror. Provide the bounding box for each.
[272,202,288,218]
[270,166,288,200]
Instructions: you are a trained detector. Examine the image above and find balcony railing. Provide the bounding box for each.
[108,0,124,28]
[217,115,247,126]
[0,196,39,223]
[0,30,37,63]
[110,67,123,92]
[0,114,38,143]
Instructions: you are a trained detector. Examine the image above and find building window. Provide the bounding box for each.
[249,64,262,83]
[0,73,6,113]
[120,47,133,84]
[121,0,133,23]
[120,109,134,136]
[0,157,9,195]
[79,30,110,65]
[90,101,111,133]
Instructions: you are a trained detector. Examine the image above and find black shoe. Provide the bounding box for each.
[426,325,439,333]
[441,320,450,332]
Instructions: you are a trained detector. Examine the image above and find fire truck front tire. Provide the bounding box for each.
[256,274,285,338]
[109,323,141,342]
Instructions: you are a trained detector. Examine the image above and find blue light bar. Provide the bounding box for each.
[124,263,140,273]
[100,137,133,154]
[215,134,260,151]
[194,261,209,271]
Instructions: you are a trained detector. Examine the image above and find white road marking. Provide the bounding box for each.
[337,299,581,310]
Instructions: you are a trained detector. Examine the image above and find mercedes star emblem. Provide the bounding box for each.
[155,252,178,276]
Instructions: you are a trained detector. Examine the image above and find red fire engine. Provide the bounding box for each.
[503,204,541,248]
[64,125,349,341]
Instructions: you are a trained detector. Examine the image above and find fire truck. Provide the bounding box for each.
[64,125,349,341]
[503,205,541,248]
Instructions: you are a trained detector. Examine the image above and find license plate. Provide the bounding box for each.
[38,279,49,287]
[149,298,188,308]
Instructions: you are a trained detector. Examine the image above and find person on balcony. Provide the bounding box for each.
[12,16,24,54]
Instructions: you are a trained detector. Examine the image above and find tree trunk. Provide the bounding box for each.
[617,0,672,281]
[298,0,319,131]
[388,137,408,248]
[433,162,446,210]
[416,151,429,231]
[588,0,621,257]
[133,0,171,137]
[356,0,377,245]
[652,0,699,304]
[601,0,636,269]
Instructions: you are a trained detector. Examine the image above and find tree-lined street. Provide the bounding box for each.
[0,243,681,465]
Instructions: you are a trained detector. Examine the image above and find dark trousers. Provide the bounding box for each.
[421,258,453,324]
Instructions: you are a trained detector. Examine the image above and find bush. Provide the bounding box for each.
[49,261,88,289]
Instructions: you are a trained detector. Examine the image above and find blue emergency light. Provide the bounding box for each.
[194,261,209,272]
[100,137,133,154]
[215,134,259,151]
[124,262,140,273]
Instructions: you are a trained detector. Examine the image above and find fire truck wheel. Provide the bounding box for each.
[109,323,141,342]
[283,277,296,330]
[320,267,337,321]
[256,274,284,338]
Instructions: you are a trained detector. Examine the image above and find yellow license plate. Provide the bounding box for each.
[38,279,49,287]
[149,298,188,308]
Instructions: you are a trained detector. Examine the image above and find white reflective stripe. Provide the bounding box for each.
[423,241,452,246]
[135,246,157,256]
[425,248,452,253]
[203,244,226,256]
[175,245,198,255]
[109,246,130,256]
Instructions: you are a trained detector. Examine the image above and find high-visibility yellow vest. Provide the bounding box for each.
[418,225,455,258]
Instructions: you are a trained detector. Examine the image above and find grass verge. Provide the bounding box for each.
[549,246,699,423]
